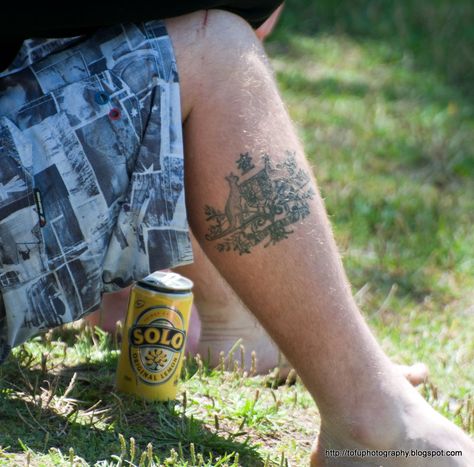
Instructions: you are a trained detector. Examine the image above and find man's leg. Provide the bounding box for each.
[86,233,282,373]
[166,10,474,466]
[174,231,284,375]
[175,233,428,383]
[90,231,427,381]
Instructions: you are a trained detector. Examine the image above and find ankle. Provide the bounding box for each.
[320,379,420,450]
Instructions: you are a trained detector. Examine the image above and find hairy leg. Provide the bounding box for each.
[174,231,284,374]
[175,233,428,384]
[166,10,474,466]
[88,235,427,382]
[86,242,426,382]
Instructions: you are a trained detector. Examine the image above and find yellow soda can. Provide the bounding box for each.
[116,271,193,401]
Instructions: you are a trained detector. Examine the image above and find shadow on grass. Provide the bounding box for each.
[270,0,474,105]
[275,72,371,98]
[0,355,266,466]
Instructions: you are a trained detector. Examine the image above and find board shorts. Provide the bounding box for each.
[0,21,193,363]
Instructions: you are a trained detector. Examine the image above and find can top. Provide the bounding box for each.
[138,271,193,293]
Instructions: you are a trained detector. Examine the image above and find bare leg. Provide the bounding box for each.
[87,235,427,382]
[85,287,130,331]
[174,231,284,375]
[166,10,474,466]
[85,237,282,373]
[175,232,428,383]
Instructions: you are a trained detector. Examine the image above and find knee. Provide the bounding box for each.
[167,9,260,58]
[166,10,270,117]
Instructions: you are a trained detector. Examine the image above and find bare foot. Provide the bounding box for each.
[398,362,428,386]
[311,382,474,466]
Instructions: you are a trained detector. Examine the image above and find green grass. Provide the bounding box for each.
[0,327,314,466]
[266,1,474,411]
[1,1,474,465]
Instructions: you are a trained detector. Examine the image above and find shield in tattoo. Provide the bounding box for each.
[205,152,314,254]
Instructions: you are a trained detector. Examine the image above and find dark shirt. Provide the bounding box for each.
[1,1,281,71]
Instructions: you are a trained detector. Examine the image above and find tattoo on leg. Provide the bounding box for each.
[205,151,315,254]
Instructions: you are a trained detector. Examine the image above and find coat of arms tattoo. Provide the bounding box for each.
[205,151,315,254]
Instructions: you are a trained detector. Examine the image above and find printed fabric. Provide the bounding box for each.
[0,21,193,363]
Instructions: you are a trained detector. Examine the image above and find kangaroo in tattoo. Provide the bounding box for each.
[224,173,243,231]
[205,152,314,252]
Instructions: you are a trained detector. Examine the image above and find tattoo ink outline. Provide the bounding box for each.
[205,151,314,254]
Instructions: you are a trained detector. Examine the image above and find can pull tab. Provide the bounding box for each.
[141,271,194,293]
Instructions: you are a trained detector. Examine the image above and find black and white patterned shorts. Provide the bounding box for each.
[0,21,193,362]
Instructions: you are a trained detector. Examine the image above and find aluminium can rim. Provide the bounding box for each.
[137,271,193,294]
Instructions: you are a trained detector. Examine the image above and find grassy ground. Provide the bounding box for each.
[0,328,315,466]
[1,1,474,465]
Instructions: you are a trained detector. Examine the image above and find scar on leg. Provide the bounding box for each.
[202,10,209,28]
